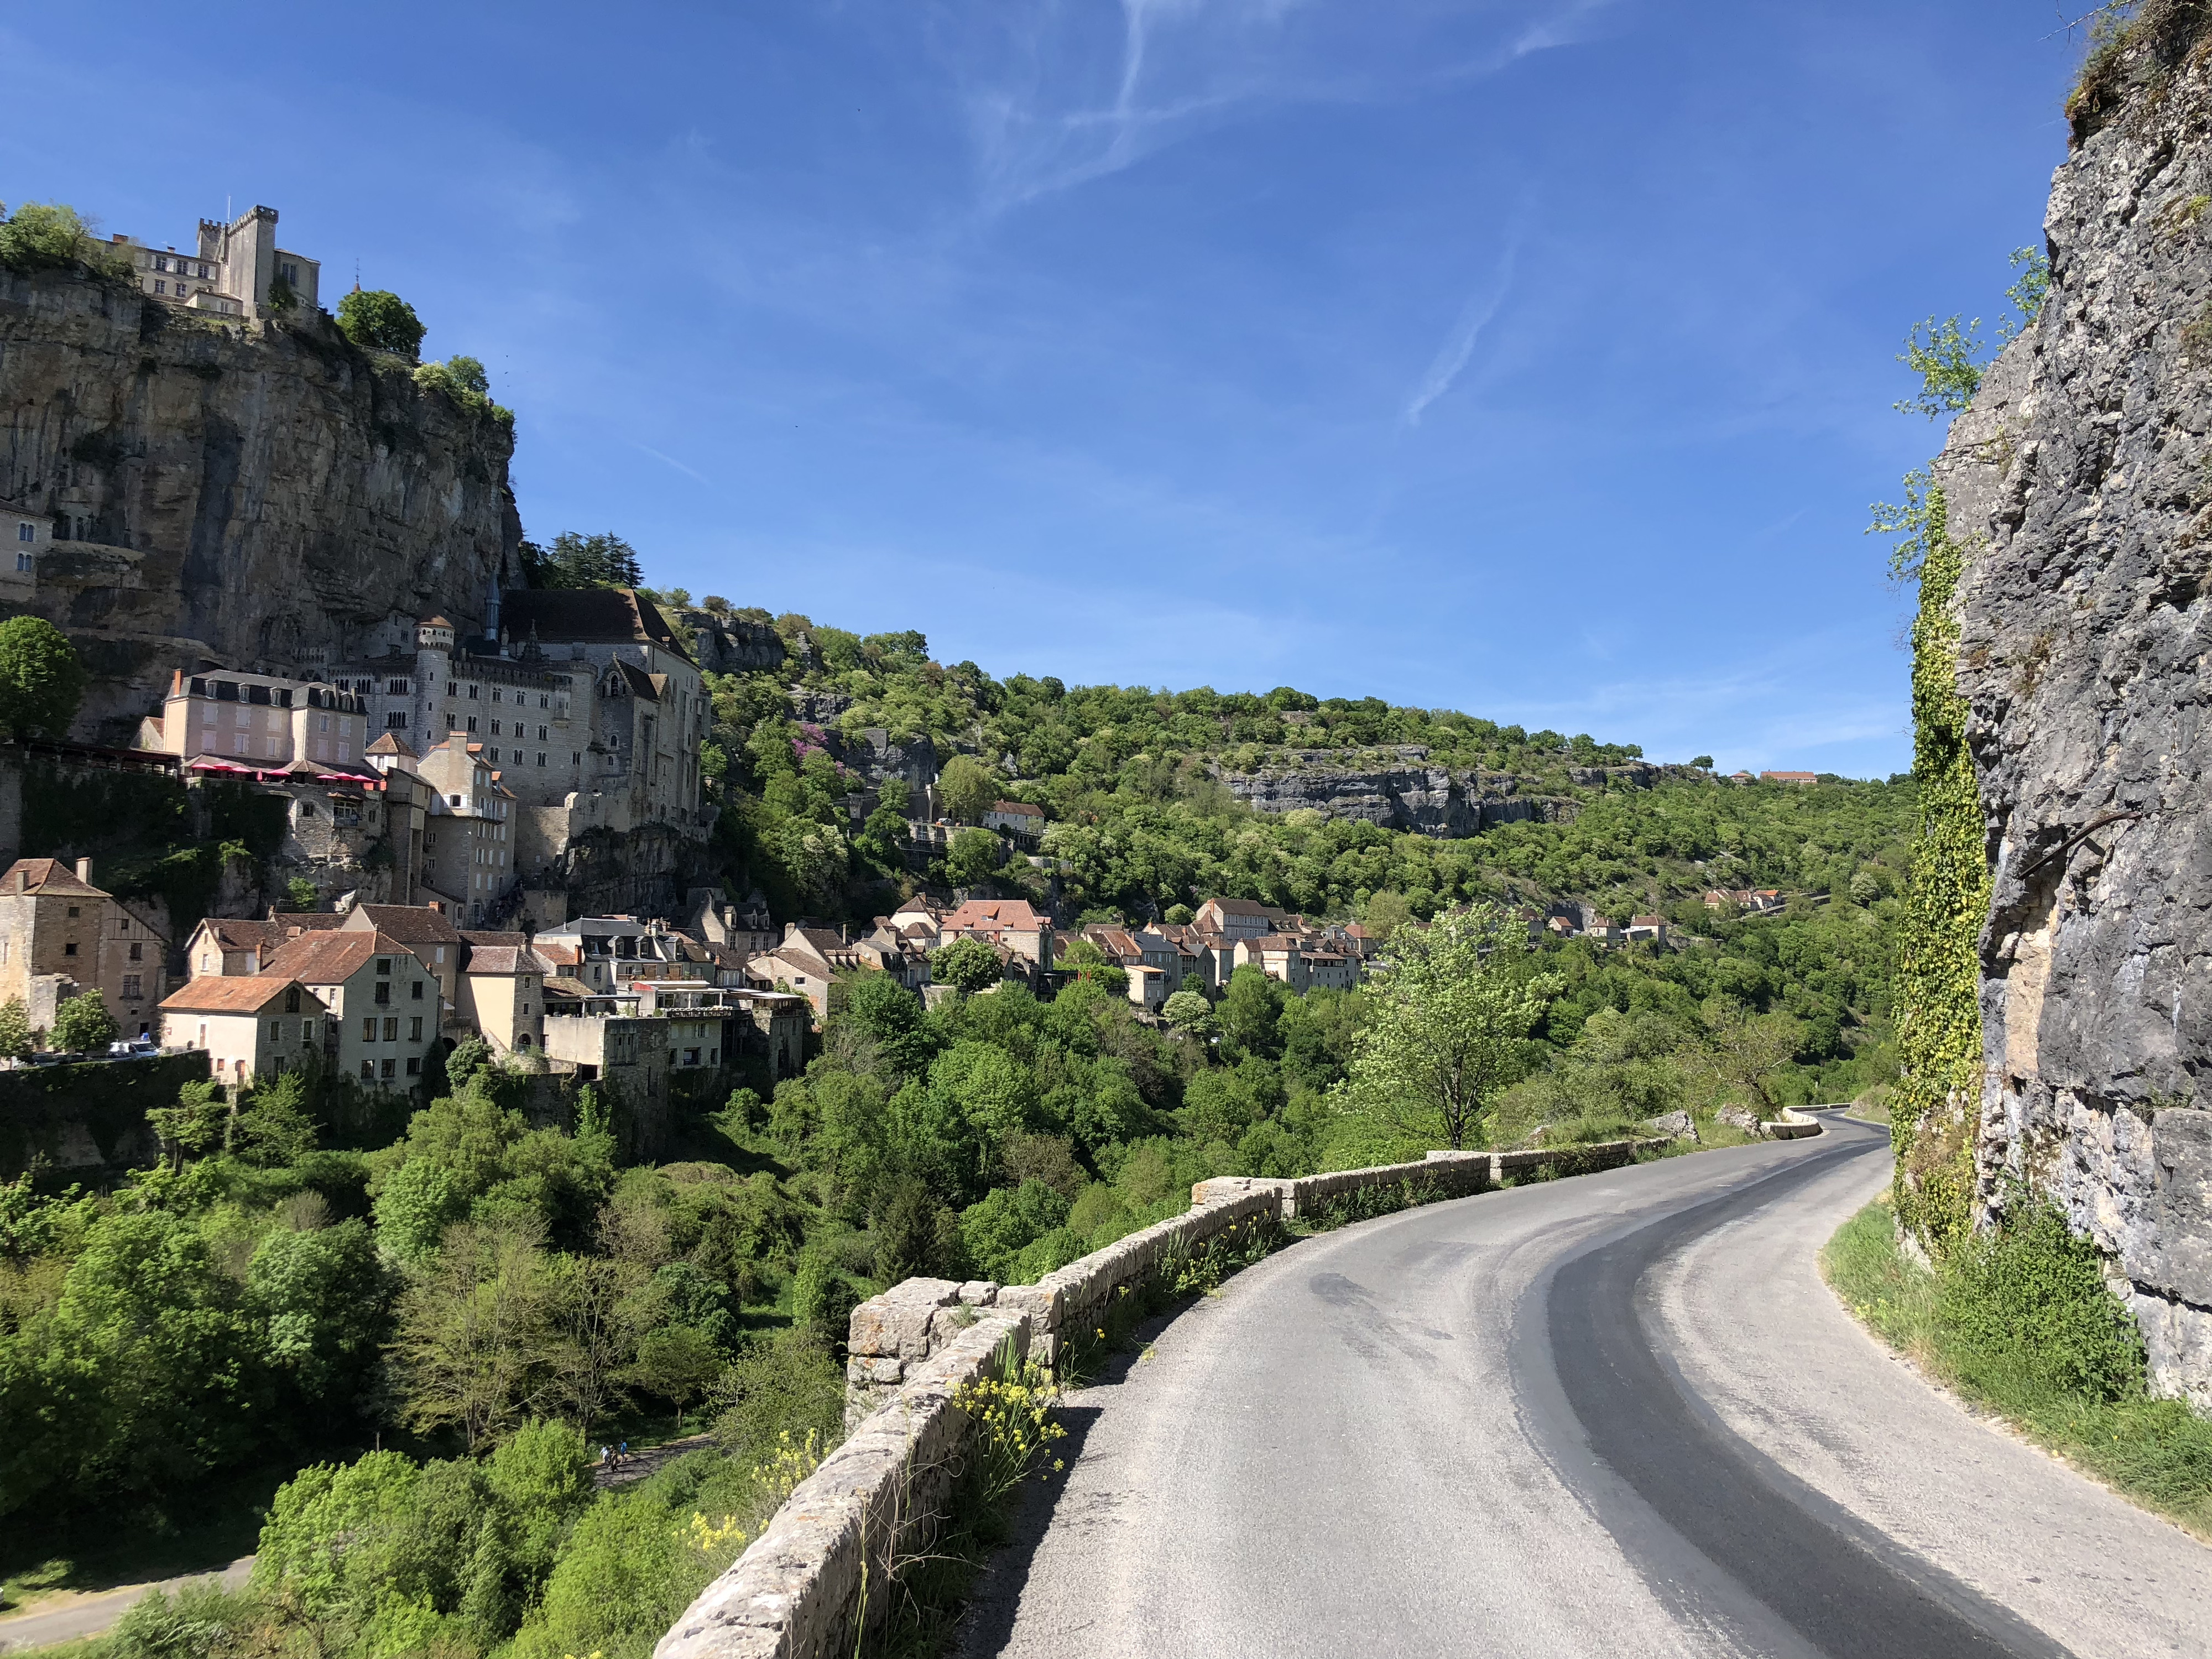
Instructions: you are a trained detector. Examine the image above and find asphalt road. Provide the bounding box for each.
[958,1118,2212,1659]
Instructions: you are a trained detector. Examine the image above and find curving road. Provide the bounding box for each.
[957,1118,2212,1659]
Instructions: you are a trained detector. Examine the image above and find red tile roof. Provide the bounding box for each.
[259,930,411,985]
[160,976,304,1014]
[1,858,105,897]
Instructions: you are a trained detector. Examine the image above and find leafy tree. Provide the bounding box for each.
[235,1071,319,1165]
[930,934,1004,997]
[1343,903,1560,1149]
[1218,965,1284,1060]
[387,1220,558,1452]
[414,355,508,422]
[285,875,320,911]
[1058,937,1129,996]
[1691,755,1715,771]
[51,988,117,1053]
[0,616,87,739]
[625,1324,723,1418]
[0,997,30,1060]
[839,971,940,1082]
[335,289,427,356]
[1684,999,1803,1117]
[946,826,1003,887]
[1161,988,1214,1035]
[248,1217,390,1414]
[0,202,96,272]
[935,755,997,824]
[1999,245,2050,341]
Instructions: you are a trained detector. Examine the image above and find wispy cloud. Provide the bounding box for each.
[634,443,716,490]
[1404,240,1518,425]
[959,0,1610,215]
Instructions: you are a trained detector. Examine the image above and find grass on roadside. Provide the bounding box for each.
[1823,1197,2212,1538]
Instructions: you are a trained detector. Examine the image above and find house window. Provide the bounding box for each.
[361,1017,376,1041]
[66,905,79,917]
[409,1016,422,1041]
[63,941,76,956]
[539,695,549,708]
[467,685,479,699]
[538,753,547,768]
[492,689,502,703]
[383,1017,398,1041]
[411,979,424,999]
[466,716,478,732]
[123,974,142,998]
[537,726,547,740]
[13,554,28,574]
[302,1020,316,1042]
[154,279,166,294]
[406,1057,421,1076]
[268,1020,281,1043]
[129,942,143,961]
[375,982,391,1005]
[572,753,582,765]
[387,713,408,729]
[381,1057,396,1079]
[377,957,392,975]
[361,1060,374,1080]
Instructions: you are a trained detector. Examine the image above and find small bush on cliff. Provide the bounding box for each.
[0,616,86,740]
[414,354,514,425]
[335,288,426,357]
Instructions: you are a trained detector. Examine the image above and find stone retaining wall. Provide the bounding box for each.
[655,1311,1028,1659]
[665,1128,1776,1659]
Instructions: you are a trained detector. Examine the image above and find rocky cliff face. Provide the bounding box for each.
[1936,26,2212,1407]
[1213,749,1679,836]
[0,267,520,743]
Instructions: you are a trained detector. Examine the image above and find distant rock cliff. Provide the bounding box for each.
[1213,749,1681,837]
[0,267,520,743]
[1936,25,2212,1407]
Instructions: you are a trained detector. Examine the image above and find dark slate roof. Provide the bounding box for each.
[500,588,692,662]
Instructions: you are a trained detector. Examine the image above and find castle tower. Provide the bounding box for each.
[414,615,456,743]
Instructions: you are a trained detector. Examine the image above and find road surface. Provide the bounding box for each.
[957,1117,2212,1659]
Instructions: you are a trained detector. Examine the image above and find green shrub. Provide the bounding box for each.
[335,289,426,356]
[107,1579,265,1659]
[1937,1202,2146,1402]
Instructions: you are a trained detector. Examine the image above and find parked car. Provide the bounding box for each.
[107,1038,160,1058]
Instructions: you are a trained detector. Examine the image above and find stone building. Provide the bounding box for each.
[105,203,319,319]
[254,929,438,1092]
[158,975,330,1086]
[137,667,373,770]
[0,857,169,1039]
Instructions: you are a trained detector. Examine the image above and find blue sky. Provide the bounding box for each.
[2,2,2084,776]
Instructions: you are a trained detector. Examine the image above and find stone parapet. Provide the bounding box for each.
[658,1311,1029,1659]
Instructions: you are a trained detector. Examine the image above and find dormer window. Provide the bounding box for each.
[376,957,392,975]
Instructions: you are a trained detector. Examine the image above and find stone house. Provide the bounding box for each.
[983,801,1047,849]
[1194,898,1294,941]
[457,941,553,1056]
[0,857,169,1039]
[341,904,467,1018]
[1,500,51,583]
[940,899,1055,977]
[746,926,860,1021]
[158,975,330,1087]
[256,929,438,1092]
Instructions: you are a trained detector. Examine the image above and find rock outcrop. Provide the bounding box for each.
[1212,748,1579,836]
[1936,25,2212,1407]
[0,267,520,743]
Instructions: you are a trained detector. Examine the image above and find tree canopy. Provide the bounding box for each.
[335,289,427,356]
[0,617,86,740]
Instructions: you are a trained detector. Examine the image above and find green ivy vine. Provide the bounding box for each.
[1891,485,1990,1253]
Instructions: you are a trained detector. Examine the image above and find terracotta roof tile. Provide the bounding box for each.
[160,976,308,1014]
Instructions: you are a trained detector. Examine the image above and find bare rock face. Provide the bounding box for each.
[1213,748,1579,836]
[1938,35,2212,1407]
[680,612,785,675]
[0,268,520,743]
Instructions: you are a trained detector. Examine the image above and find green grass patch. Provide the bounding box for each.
[1823,1198,2212,1538]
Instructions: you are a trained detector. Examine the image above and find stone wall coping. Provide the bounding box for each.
[655,1310,1030,1659]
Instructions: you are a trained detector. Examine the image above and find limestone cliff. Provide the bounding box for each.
[1213,752,1683,836]
[0,265,520,743]
[1933,19,2212,1406]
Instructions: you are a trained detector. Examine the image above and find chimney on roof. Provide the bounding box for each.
[75,857,92,885]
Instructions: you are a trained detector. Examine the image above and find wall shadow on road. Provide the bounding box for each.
[949,1301,1191,1658]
